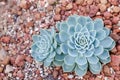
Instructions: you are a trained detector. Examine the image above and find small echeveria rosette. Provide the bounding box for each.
[31,28,57,67]
[55,14,115,76]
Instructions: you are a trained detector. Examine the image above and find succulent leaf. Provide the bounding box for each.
[94,46,104,56]
[75,65,87,77]
[68,49,78,57]
[60,22,68,32]
[75,56,87,65]
[67,16,76,26]
[99,57,111,64]
[53,60,63,66]
[64,55,75,65]
[94,18,104,31]
[94,38,100,47]
[60,43,69,54]
[89,62,102,74]
[62,63,75,72]
[100,37,114,48]
[67,41,75,49]
[68,26,75,35]
[96,30,106,40]
[84,50,94,57]
[77,16,87,26]
[87,55,99,64]
[78,63,88,70]
[89,30,96,37]
[59,31,69,42]
[55,54,66,61]
[98,50,110,60]
[75,24,82,32]
[103,27,110,36]
[85,21,94,31]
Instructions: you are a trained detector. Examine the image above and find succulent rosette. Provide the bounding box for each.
[31,28,57,66]
[55,15,115,76]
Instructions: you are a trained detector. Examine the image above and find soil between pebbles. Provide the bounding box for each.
[0,0,120,80]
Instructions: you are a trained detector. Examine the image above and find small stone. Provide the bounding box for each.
[13,71,17,77]
[15,55,25,64]
[112,17,119,24]
[0,43,2,49]
[40,12,46,18]
[0,67,3,72]
[17,11,22,16]
[10,57,15,65]
[113,28,120,34]
[55,7,61,14]
[26,21,34,27]
[19,0,31,9]
[117,21,120,27]
[108,0,118,5]
[116,52,120,55]
[113,6,120,13]
[103,12,112,19]
[54,14,61,21]
[36,76,43,80]
[118,39,120,44]
[99,4,107,12]
[0,56,10,65]
[111,47,117,54]
[55,66,61,71]
[100,0,107,4]
[110,55,120,71]
[87,0,93,5]
[25,56,33,63]
[0,48,7,61]
[15,55,25,66]
[66,3,73,10]
[34,12,41,20]
[105,25,112,29]
[95,77,102,80]
[89,5,99,17]
[117,45,120,51]
[110,33,120,41]
[1,36,10,43]
[17,70,24,79]
[62,74,68,80]
[103,65,111,76]
[53,70,58,78]
[46,5,53,12]
[68,75,74,79]
[35,69,40,75]
[47,0,56,5]
[104,20,112,26]
[18,61,25,67]
[75,0,84,5]
[4,65,14,73]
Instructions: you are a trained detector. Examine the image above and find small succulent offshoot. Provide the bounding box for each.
[31,28,57,67]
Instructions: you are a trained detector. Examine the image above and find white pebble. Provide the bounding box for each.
[44,72,48,76]
[68,75,74,79]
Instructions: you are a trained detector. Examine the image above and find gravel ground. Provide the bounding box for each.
[0,0,120,80]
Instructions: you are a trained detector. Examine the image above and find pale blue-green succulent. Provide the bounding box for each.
[31,28,57,66]
[55,14,115,76]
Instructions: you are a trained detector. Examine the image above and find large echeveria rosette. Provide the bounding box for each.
[55,15,115,76]
[31,28,57,67]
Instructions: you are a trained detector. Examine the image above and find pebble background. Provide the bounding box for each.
[0,0,120,80]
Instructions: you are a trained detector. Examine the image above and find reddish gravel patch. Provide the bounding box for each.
[0,0,120,80]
